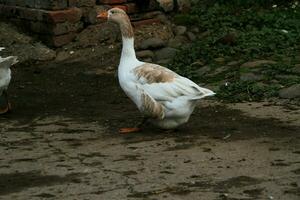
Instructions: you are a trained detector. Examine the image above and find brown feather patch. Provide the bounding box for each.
[141,92,165,119]
[134,64,177,84]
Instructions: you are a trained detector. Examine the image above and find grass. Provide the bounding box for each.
[169,0,300,102]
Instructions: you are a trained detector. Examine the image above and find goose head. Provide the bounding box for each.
[97,8,133,38]
[97,8,129,25]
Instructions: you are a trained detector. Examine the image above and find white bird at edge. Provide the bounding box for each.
[0,47,18,114]
[97,8,215,133]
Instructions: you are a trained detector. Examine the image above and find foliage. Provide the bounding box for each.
[169,0,300,102]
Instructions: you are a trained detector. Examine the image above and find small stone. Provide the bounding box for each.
[177,0,191,12]
[136,50,154,58]
[142,58,153,63]
[214,57,225,64]
[227,60,242,66]
[241,60,277,68]
[191,61,205,67]
[156,59,172,65]
[187,31,196,41]
[155,47,178,60]
[195,65,211,76]
[174,25,187,36]
[156,0,174,12]
[279,84,300,99]
[240,73,264,82]
[139,37,166,50]
[198,30,211,39]
[191,27,200,33]
[168,35,188,48]
[292,64,300,74]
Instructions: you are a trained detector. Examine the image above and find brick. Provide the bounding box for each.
[73,0,96,7]
[132,18,161,27]
[98,0,127,4]
[130,11,163,21]
[111,3,137,14]
[42,32,77,47]
[0,5,82,23]
[82,5,111,24]
[30,21,83,35]
[0,0,68,10]
[47,8,82,23]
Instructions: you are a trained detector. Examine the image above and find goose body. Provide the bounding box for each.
[99,8,215,130]
[0,47,18,114]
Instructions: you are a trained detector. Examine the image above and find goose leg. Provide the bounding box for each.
[0,90,11,114]
[119,117,148,134]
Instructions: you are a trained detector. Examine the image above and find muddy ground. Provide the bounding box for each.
[0,46,299,200]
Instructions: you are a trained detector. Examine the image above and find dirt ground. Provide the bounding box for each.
[0,46,299,200]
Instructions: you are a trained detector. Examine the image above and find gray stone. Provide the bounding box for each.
[154,47,178,60]
[174,26,187,36]
[156,59,172,65]
[227,60,242,66]
[136,50,154,58]
[139,37,166,50]
[195,65,211,76]
[191,61,205,67]
[214,57,226,64]
[279,84,300,99]
[187,31,196,41]
[156,0,174,12]
[241,60,277,68]
[167,35,188,48]
[191,27,200,33]
[292,64,300,74]
[240,73,264,82]
[177,0,191,12]
[33,43,56,61]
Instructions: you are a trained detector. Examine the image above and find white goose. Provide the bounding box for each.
[98,8,215,133]
[0,47,18,114]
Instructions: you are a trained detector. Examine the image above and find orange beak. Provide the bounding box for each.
[97,11,108,19]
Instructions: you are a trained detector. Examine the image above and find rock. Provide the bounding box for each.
[240,73,264,82]
[156,0,174,12]
[157,59,172,65]
[241,60,277,68]
[174,25,187,36]
[142,58,153,63]
[216,33,237,45]
[56,51,71,61]
[191,60,205,67]
[292,64,300,74]
[187,31,197,41]
[33,43,56,61]
[279,84,300,99]
[154,47,178,60]
[177,0,191,12]
[136,50,154,58]
[191,27,200,33]
[214,57,226,64]
[227,60,242,66]
[139,37,166,50]
[198,30,211,39]
[167,35,188,48]
[195,65,211,76]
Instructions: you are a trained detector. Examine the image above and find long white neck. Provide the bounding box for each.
[119,37,138,67]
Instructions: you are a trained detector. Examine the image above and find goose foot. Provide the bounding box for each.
[119,127,141,134]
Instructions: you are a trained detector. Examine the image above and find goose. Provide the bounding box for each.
[0,47,18,114]
[97,8,215,133]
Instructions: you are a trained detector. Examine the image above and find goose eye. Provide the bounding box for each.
[111,11,115,14]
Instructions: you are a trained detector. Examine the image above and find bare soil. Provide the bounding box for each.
[0,46,299,200]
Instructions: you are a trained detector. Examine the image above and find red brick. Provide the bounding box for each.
[43,33,77,47]
[0,5,82,24]
[47,8,82,23]
[130,11,163,21]
[30,21,83,35]
[98,0,127,4]
[132,18,161,27]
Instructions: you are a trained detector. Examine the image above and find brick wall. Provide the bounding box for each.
[0,0,166,47]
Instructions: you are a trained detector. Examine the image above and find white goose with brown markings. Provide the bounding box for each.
[98,8,215,133]
[0,47,18,114]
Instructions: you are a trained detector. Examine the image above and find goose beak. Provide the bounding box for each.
[97,11,108,20]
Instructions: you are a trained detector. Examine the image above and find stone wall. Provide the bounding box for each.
[0,0,178,47]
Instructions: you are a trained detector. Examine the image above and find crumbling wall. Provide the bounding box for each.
[0,0,168,47]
